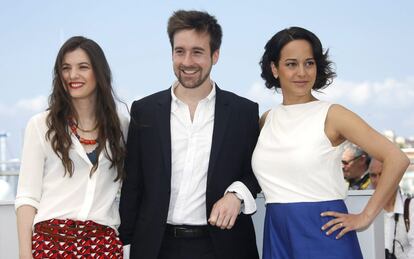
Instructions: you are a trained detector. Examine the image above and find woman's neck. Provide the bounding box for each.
[72,98,96,129]
[282,94,317,105]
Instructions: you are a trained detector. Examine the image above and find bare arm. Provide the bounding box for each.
[16,205,36,259]
[322,105,409,238]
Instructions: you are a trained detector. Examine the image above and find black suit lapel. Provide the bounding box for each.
[207,86,231,185]
[156,89,172,180]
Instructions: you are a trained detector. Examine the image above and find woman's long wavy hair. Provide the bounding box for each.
[46,36,126,181]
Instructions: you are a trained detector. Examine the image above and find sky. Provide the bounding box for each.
[1,0,413,159]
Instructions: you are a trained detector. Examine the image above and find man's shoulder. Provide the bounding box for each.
[131,89,170,109]
[359,173,372,190]
[218,88,257,108]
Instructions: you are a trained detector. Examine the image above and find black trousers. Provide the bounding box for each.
[157,233,216,259]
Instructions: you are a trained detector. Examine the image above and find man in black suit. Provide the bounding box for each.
[119,10,260,259]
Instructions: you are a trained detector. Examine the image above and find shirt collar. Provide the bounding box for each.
[170,80,216,104]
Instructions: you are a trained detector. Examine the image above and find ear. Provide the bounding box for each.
[270,61,278,79]
[361,155,367,164]
[212,49,220,65]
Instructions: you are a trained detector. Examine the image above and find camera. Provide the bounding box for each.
[385,249,397,259]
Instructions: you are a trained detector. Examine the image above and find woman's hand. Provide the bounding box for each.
[19,252,34,259]
[320,211,373,239]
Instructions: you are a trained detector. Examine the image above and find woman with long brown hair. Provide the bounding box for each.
[15,36,128,258]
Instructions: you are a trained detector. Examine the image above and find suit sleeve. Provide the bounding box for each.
[239,102,261,198]
[119,101,143,245]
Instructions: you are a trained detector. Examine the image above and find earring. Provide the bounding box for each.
[273,74,278,79]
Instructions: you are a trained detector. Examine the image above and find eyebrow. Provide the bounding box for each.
[283,57,315,62]
[62,62,91,66]
[173,46,205,52]
[192,47,205,52]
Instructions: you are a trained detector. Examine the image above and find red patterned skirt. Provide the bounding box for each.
[32,219,123,258]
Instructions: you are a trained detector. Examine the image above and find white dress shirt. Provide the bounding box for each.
[167,82,256,225]
[384,190,414,259]
[15,111,129,230]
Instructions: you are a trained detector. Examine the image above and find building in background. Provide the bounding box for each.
[0,132,19,201]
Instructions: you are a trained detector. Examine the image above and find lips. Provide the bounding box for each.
[68,82,84,89]
[293,81,309,87]
[179,66,200,76]
[181,69,198,75]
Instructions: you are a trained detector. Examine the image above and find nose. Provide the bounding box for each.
[297,64,306,77]
[69,68,79,80]
[182,53,193,66]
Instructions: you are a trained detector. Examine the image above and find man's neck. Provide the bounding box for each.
[352,171,367,181]
[174,80,213,105]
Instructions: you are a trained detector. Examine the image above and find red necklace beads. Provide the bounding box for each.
[68,118,98,145]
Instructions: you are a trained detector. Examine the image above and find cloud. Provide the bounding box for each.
[0,95,47,118]
[244,77,414,137]
[15,95,48,112]
[245,77,414,109]
[318,77,414,109]
[243,81,281,112]
[0,96,48,158]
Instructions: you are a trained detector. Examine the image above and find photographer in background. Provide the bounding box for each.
[370,158,414,259]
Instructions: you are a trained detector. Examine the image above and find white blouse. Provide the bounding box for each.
[15,111,129,230]
[252,101,348,203]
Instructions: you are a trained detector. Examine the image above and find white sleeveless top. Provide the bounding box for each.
[252,100,348,203]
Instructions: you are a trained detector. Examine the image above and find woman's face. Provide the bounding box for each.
[61,48,97,102]
[271,39,317,102]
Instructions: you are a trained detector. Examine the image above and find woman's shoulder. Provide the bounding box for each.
[325,103,355,119]
[26,110,50,128]
[117,111,130,137]
[325,103,365,128]
[117,112,129,124]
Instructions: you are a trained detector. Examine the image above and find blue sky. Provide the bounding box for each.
[1,0,413,159]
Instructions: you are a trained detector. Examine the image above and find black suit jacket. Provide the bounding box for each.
[119,86,260,259]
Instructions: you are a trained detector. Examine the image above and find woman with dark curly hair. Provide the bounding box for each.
[252,27,409,258]
[15,36,128,258]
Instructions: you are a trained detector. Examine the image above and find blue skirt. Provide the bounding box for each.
[263,200,363,259]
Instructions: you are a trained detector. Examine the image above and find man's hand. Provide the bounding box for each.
[208,192,241,229]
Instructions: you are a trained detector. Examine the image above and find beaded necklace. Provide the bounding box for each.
[68,118,98,145]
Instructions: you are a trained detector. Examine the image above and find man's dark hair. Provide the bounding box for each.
[167,10,222,54]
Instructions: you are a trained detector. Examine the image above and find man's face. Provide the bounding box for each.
[342,149,366,180]
[368,159,383,189]
[172,29,219,89]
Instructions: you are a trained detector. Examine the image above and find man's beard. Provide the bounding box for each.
[175,65,212,89]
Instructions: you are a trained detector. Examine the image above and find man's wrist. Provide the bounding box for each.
[228,191,244,204]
